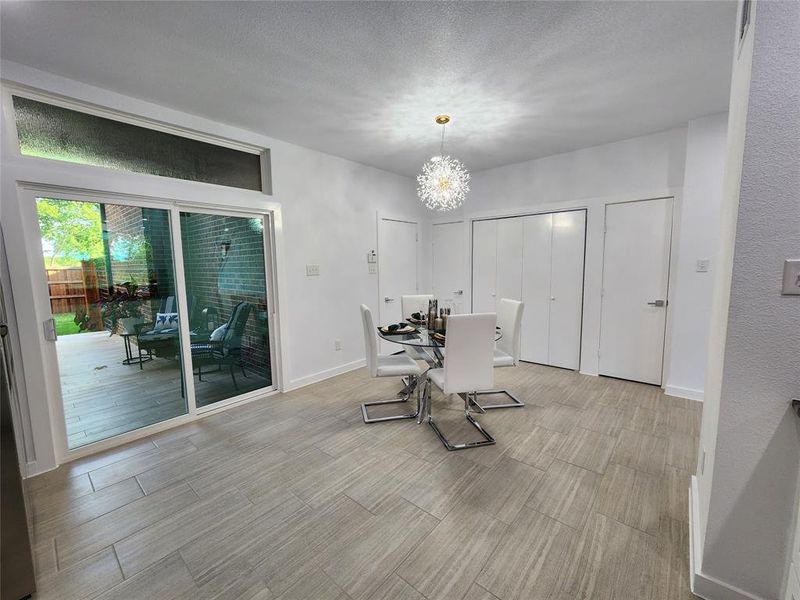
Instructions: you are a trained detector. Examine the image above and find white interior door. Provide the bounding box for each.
[432,221,467,313]
[495,218,524,304]
[378,217,418,353]
[472,219,497,313]
[599,198,673,385]
[520,213,552,364]
[548,211,586,370]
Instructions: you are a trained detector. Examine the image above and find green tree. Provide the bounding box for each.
[36,198,104,266]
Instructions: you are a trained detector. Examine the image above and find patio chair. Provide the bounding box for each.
[190,302,252,390]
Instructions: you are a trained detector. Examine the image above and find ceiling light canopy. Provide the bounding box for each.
[417,115,469,211]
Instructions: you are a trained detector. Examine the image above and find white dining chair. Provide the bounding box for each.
[422,312,497,450]
[473,298,525,410]
[359,304,424,423]
[401,294,434,321]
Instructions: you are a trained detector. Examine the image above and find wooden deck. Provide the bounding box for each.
[56,332,271,448]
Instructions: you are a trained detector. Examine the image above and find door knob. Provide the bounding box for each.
[647,300,666,307]
[550,296,556,301]
[384,297,395,302]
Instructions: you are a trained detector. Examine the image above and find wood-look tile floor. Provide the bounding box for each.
[26,362,702,600]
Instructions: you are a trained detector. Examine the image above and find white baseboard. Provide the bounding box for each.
[24,460,56,479]
[286,358,366,392]
[664,384,704,402]
[689,476,767,600]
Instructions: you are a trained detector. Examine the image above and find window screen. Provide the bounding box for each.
[13,96,263,191]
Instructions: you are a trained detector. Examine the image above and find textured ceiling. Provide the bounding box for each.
[0,1,736,176]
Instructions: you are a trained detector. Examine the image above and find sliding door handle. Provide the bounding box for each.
[646,300,666,307]
[453,290,463,295]
[43,317,58,341]
[384,297,395,303]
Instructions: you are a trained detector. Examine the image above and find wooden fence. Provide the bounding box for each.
[47,263,103,330]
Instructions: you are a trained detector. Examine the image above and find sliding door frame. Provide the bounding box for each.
[174,204,279,416]
[9,182,285,465]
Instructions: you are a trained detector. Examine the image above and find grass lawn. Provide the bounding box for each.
[53,313,86,336]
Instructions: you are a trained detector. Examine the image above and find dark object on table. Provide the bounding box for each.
[378,324,416,335]
[411,312,422,320]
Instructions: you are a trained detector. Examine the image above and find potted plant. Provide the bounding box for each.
[101,280,143,335]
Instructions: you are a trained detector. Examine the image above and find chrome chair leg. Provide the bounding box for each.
[470,389,524,410]
[428,390,496,450]
[361,375,420,423]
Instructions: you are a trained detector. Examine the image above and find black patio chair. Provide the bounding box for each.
[190,302,252,390]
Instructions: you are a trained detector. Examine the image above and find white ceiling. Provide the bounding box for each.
[0,1,736,177]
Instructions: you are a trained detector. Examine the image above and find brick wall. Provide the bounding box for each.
[180,213,270,381]
[103,204,176,323]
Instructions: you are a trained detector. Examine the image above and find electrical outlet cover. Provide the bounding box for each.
[782,259,800,295]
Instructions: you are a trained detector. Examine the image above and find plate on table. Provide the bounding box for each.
[407,318,427,326]
[432,332,446,342]
[379,325,416,335]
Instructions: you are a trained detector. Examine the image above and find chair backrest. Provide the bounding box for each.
[401,295,434,320]
[158,295,196,322]
[222,302,251,351]
[159,296,176,313]
[443,313,496,394]
[497,298,524,364]
[360,304,379,377]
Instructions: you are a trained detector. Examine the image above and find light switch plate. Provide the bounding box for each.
[696,258,710,273]
[782,259,800,295]
[306,264,320,277]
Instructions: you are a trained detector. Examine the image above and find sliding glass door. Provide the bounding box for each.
[36,197,188,448]
[179,211,272,408]
[34,195,275,450]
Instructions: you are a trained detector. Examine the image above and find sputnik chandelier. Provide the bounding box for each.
[416,114,470,211]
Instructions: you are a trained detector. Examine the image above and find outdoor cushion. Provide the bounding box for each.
[153,312,179,331]
[210,324,228,341]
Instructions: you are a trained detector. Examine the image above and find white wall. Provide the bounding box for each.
[0,61,427,475]
[666,113,728,401]
[694,0,757,572]
[692,1,800,598]
[454,123,727,393]
[270,143,430,388]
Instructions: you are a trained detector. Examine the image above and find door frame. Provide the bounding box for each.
[376,211,420,318]
[6,181,287,466]
[597,197,676,386]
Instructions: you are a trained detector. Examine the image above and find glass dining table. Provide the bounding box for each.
[375,322,503,425]
[376,323,503,368]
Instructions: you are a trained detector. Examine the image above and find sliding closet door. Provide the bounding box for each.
[495,218,524,304]
[520,213,552,363]
[548,211,586,369]
[472,219,497,313]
